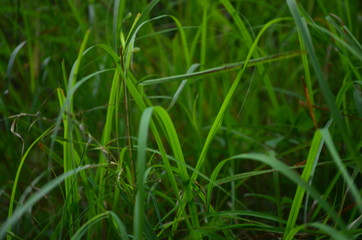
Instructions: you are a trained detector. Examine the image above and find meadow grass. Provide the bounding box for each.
[1,0,361,239]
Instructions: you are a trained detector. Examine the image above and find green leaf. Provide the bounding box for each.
[1,165,103,239]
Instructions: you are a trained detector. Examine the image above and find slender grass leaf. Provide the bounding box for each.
[167,57,198,110]
[70,212,108,240]
[191,17,291,182]
[227,153,346,229]
[287,0,358,168]
[320,129,362,215]
[5,41,27,94]
[134,107,153,240]
[1,165,103,239]
[6,126,53,240]
[108,211,129,240]
[284,130,324,237]
[220,0,280,108]
[140,51,304,86]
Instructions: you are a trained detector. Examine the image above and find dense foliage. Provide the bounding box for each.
[1,0,361,239]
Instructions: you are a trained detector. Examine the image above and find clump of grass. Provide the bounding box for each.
[1,0,361,239]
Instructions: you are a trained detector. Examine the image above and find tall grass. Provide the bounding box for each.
[1,0,361,239]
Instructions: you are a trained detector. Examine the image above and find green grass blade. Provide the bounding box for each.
[6,126,54,240]
[284,130,324,237]
[134,106,200,238]
[167,63,200,111]
[143,215,158,240]
[287,0,358,168]
[320,129,362,215]
[57,28,91,234]
[310,22,362,63]
[113,0,125,51]
[191,17,290,182]
[229,153,346,229]
[108,211,129,240]
[67,0,87,33]
[309,223,350,240]
[70,212,108,240]
[124,0,160,47]
[285,222,351,240]
[134,108,153,240]
[220,0,279,109]
[140,51,304,85]
[1,164,102,239]
[5,41,27,94]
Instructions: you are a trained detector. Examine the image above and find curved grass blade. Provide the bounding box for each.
[67,0,87,33]
[284,130,324,237]
[113,0,126,51]
[140,51,304,86]
[321,129,362,215]
[134,106,200,239]
[220,0,279,109]
[124,0,160,47]
[1,164,103,239]
[285,222,351,240]
[228,153,346,229]
[208,210,287,225]
[191,17,291,182]
[70,212,109,240]
[167,63,200,110]
[126,75,196,237]
[287,0,359,168]
[108,211,129,240]
[6,125,54,240]
[5,41,27,94]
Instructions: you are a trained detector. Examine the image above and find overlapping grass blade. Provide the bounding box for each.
[1,164,103,239]
[134,106,200,239]
[2,1,361,239]
[134,108,153,240]
[284,130,324,237]
[67,0,87,33]
[108,211,130,240]
[55,29,91,234]
[228,153,346,229]
[140,51,304,86]
[220,0,279,109]
[285,222,351,240]
[167,64,200,110]
[191,17,291,182]
[70,212,109,240]
[6,126,54,240]
[321,129,362,215]
[113,0,125,50]
[124,0,160,48]
[287,0,359,168]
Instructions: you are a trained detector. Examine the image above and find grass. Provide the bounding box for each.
[1,0,361,239]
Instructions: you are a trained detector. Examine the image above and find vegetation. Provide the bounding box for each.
[1,0,361,239]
